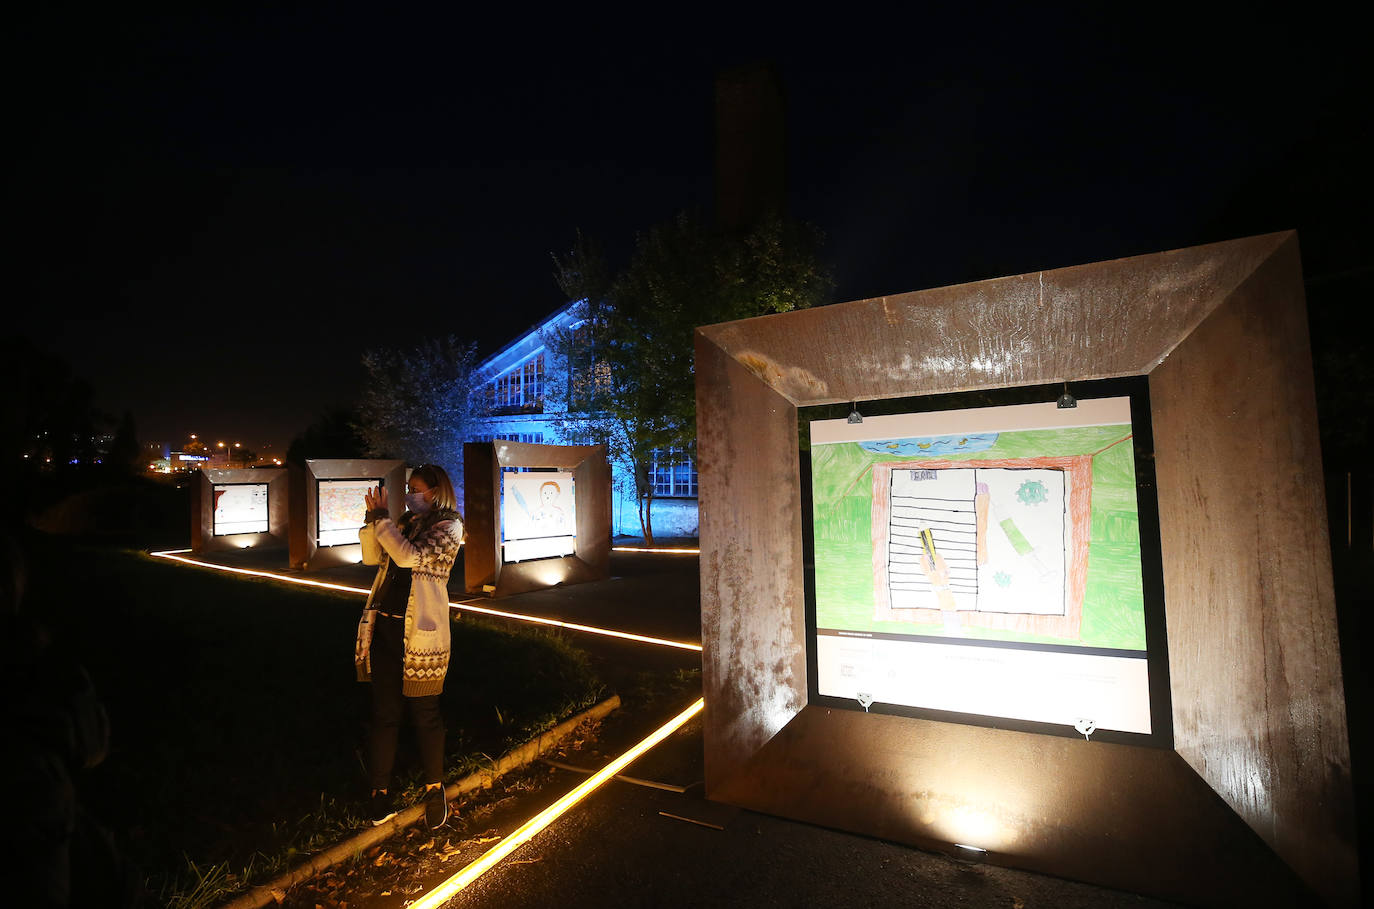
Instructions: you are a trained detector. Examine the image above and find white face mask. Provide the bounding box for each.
[406,491,432,514]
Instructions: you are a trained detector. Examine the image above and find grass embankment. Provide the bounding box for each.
[20,540,604,908]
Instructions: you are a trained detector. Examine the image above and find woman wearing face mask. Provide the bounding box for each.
[355,464,464,831]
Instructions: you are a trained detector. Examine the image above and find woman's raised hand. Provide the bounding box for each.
[364,485,388,512]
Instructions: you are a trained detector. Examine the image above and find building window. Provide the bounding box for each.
[651,448,697,498]
[524,355,544,403]
[471,432,545,445]
[489,353,545,414]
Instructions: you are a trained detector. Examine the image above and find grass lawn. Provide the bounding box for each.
[19,537,604,907]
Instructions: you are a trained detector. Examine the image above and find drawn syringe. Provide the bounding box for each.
[996,512,1054,578]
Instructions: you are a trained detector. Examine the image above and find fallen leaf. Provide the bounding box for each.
[270,888,287,904]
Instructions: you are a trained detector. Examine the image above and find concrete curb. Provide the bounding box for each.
[219,694,622,909]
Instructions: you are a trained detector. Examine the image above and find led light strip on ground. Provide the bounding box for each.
[410,698,705,909]
[148,550,702,652]
[150,549,374,595]
[612,546,700,554]
[453,600,701,651]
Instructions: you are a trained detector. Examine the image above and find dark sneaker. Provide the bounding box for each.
[368,790,397,826]
[424,786,449,831]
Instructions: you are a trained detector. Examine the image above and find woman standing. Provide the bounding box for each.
[355,464,464,830]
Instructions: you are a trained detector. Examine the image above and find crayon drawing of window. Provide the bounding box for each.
[873,455,1093,640]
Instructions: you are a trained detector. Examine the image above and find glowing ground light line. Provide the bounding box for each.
[150,550,373,595]
[148,550,703,654]
[454,601,701,652]
[410,698,705,909]
[612,546,700,554]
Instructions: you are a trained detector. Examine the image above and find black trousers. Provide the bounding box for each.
[368,614,445,789]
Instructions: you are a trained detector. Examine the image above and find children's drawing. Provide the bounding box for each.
[213,483,268,535]
[872,453,1093,638]
[807,395,1156,733]
[317,479,374,545]
[810,400,1145,651]
[504,472,576,543]
[887,466,1067,615]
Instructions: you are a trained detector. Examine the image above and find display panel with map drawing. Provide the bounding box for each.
[802,379,1170,745]
[213,483,269,535]
[317,478,376,546]
[502,471,576,562]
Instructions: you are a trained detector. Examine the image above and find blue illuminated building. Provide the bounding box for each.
[468,300,699,539]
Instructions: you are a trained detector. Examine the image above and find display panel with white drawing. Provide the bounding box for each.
[317,479,375,546]
[888,466,1068,615]
[804,386,1169,742]
[502,471,576,562]
[213,484,269,535]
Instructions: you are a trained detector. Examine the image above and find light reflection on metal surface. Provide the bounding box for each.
[927,802,1017,853]
[409,698,705,909]
[149,550,702,652]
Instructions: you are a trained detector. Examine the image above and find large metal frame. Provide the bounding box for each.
[192,468,288,553]
[695,232,1356,906]
[287,459,405,570]
[463,440,610,597]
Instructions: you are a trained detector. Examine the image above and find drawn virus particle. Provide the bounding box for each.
[1016,479,1049,506]
[994,571,1013,588]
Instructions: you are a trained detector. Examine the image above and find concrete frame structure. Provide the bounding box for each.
[695,233,1356,906]
[463,440,611,597]
[288,459,405,570]
[192,468,288,553]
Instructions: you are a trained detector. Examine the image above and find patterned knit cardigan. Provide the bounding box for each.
[355,509,465,697]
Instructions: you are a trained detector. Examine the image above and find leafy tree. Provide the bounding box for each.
[355,335,478,478]
[548,211,832,541]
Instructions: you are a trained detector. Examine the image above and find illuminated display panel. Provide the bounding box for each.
[802,378,1170,745]
[502,470,576,562]
[317,478,376,546]
[212,483,269,535]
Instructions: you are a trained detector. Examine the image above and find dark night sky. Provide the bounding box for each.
[10,6,1370,454]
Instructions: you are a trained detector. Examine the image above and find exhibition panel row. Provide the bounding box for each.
[192,445,610,592]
